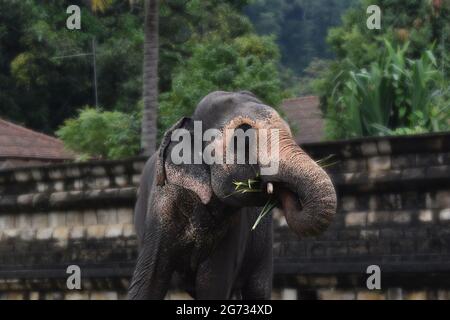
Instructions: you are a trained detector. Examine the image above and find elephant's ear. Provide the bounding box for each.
[156,117,213,205]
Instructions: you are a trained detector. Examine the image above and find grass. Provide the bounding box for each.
[226,154,338,230]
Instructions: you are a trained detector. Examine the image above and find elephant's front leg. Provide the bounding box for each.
[128,185,186,300]
[128,216,177,300]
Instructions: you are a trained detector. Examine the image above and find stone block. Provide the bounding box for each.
[6,292,24,300]
[97,209,117,225]
[66,167,81,178]
[73,180,84,190]
[115,176,128,187]
[92,166,106,176]
[70,226,85,239]
[402,168,425,180]
[309,277,337,287]
[343,159,366,172]
[54,181,64,192]
[367,156,391,172]
[37,182,49,192]
[436,191,450,208]
[117,208,133,224]
[50,192,68,205]
[90,291,118,300]
[17,194,33,206]
[87,225,106,239]
[133,161,145,172]
[14,171,30,182]
[112,165,125,175]
[132,174,141,185]
[318,289,355,300]
[361,142,378,156]
[36,227,54,240]
[419,210,433,222]
[439,209,450,221]
[95,177,110,188]
[123,224,136,237]
[387,288,403,300]
[83,210,98,225]
[0,214,15,229]
[66,210,83,227]
[53,226,70,240]
[29,292,40,300]
[367,211,391,225]
[19,228,35,241]
[360,230,379,240]
[31,170,43,180]
[3,228,19,239]
[377,140,391,154]
[167,291,195,300]
[392,211,411,224]
[44,292,64,300]
[105,224,123,238]
[32,213,48,228]
[66,292,90,300]
[345,212,367,227]
[341,196,357,211]
[48,169,63,179]
[391,155,416,169]
[404,291,427,300]
[280,289,297,300]
[48,212,66,227]
[357,291,385,300]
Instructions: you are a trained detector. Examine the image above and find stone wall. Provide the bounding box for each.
[0,133,449,300]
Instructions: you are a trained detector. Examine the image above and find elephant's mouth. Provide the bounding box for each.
[265,182,303,213]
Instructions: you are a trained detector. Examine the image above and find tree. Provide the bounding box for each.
[315,0,450,140]
[56,107,140,160]
[159,34,286,135]
[244,0,357,75]
[141,0,159,155]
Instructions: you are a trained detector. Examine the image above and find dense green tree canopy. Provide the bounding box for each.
[315,0,450,140]
[244,0,357,75]
[0,0,269,136]
[159,34,285,133]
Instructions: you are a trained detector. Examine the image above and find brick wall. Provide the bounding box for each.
[0,133,449,300]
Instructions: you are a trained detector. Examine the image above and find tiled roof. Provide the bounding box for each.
[281,96,325,144]
[0,118,73,160]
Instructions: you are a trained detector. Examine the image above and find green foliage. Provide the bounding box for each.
[0,0,144,133]
[56,107,140,160]
[316,0,450,139]
[1,0,289,159]
[324,40,449,139]
[159,34,285,134]
[245,0,357,74]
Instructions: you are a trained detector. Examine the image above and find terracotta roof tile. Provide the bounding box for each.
[280,96,325,144]
[0,118,74,160]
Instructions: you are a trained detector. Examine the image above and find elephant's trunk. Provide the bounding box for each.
[268,135,337,238]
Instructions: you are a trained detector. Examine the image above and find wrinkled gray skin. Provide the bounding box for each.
[128,91,337,300]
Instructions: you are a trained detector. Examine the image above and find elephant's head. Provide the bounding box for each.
[157,91,336,238]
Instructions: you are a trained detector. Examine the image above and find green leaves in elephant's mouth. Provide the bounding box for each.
[251,196,279,231]
[316,154,339,168]
[225,154,337,230]
[225,176,279,230]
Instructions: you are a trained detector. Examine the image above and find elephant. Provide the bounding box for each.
[128,91,337,300]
